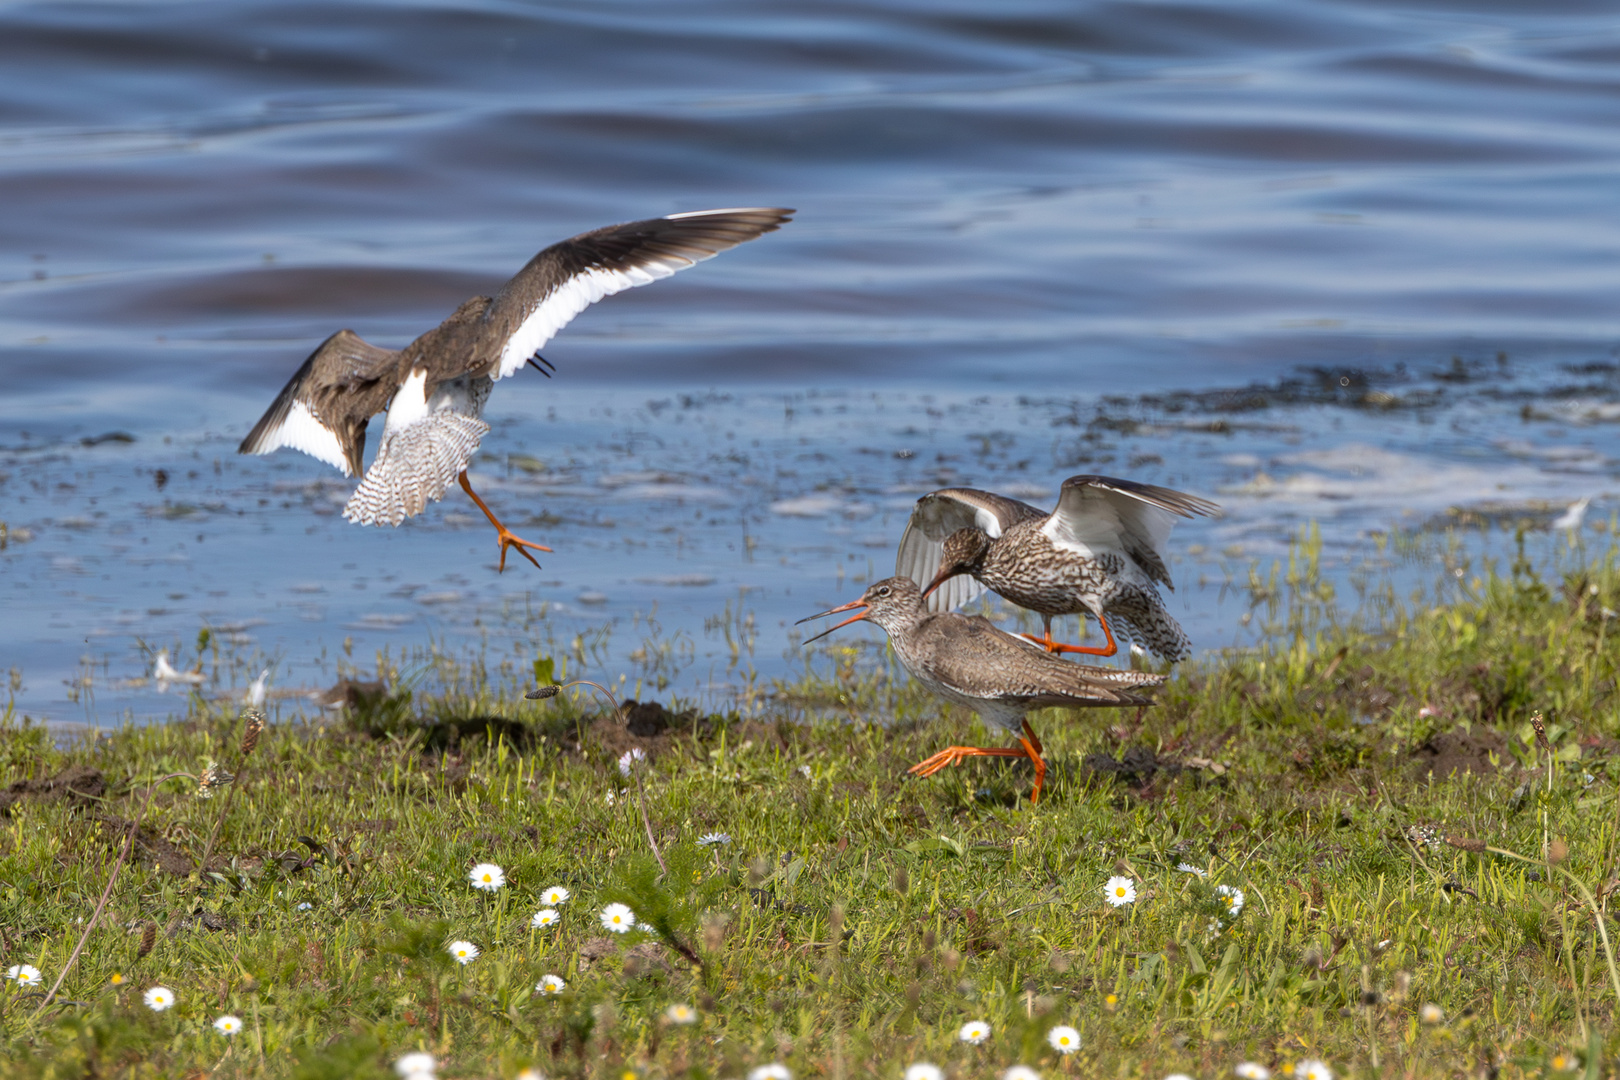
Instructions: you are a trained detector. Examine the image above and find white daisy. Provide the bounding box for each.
[905,1065,943,1080]
[618,747,646,776]
[600,902,637,933]
[1104,875,1136,906]
[1235,1064,1271,1080]
[213,1014,243,1035]
[665,1002,698,1024]
[535,974,566,995]
[1176,862,1206,876]
[1419,1003,1443,1025]
[515,1070,545,1080]
[1047,1025,1081,1054]
[747,1066,792,1080]
[1004,1068,1040,1080]
[6,964,41,987]
[959,1019,991,1044]
[697,832,732,846]
[541,885,571,905]
[446,940,480,965]
[531,908,559,930]
[1215,884,1244,917]
[143,986,175,1011]
[296,901,313,911]
[1294,1060,1332,1080]
[469,863,506,891]
[394,1052,436,1076]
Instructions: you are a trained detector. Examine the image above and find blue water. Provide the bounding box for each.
[3,0,1620,726]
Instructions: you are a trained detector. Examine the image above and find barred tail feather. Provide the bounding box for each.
[1109,601,1192,663]
[343,413,490,527]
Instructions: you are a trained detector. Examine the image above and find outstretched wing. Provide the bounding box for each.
[896,488,1046,613]
[1043,475,1219,589]
[237,329,400,477]
[481,207,794,381]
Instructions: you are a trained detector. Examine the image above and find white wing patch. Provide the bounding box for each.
[248,399,351,476]
[896,494,1004,613]
[495,262,687,381]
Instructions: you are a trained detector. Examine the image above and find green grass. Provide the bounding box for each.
[3,532,1620,1079]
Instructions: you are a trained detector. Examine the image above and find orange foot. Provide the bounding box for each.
[907,720,1049,803]
[1019,613,1119,658]
[457,472,553,572]
[493,525,552,573]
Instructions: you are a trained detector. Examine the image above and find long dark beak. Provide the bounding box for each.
[921,565,960,600]
[795,598,870,646]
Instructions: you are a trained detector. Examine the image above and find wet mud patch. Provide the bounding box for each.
[1411,726,1510,778]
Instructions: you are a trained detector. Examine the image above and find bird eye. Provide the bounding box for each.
[876,586,890,597]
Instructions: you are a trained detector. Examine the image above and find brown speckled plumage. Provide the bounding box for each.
[799,576,1165,802]
[897,475,1218,661]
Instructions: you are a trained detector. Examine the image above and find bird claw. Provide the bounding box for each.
[496,528,551,573]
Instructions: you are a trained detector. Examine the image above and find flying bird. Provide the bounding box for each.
[798,576,1163,802]
[895,475,1217,660]
[239,208,794,570]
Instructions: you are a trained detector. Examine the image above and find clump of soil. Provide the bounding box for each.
[93,816,194,876]
[0,764,105,815]
[1411,726,1510,778]
[1084,746,1181,788]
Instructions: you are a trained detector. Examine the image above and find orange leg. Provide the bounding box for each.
[907,718,1049,804]
[457,472,552,573]
[1019,613,1119,658]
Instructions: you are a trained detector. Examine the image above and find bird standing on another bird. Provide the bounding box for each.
[239,208,793,570]
[895,475,1217,661]
[798,576,1163,803]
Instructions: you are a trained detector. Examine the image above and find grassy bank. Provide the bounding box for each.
[3,537,1620,1080]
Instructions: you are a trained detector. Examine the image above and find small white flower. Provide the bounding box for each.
[1176,862,1206,876]
[213,1014,243,1035]
[605,791,617,805]
[531,908,559,930]
[1216,884,1244,917]
[748,1066,792,1080]
[515,1070,545,1080]
[1166,1075,1194,1080]
[600,902,636,933]
[1104,875,1136,906]
[143,986,175,1011]
[665,1002,698,1024]
[1004,1068,1041,1080]
[6,964,41,987]
[1294,1060,1332,1080]
[541,885,571,905]
[905,1065,943,1080]
[798,764,812,779]
[469,862,506,891]
[1047,1025,1081,1054]
[697,832,732,846]
[959,1019,991,1044]
[295,901,313,911]
[535,974,566,995]
[1419,1003,1443,1025]
[1235,1064,1271,1080]
[618,747,646,776]
[394,1052,436,1077]
[446,940,480,965]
